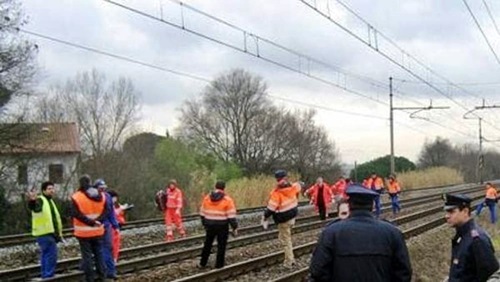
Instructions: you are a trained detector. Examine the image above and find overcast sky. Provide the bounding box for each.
[21,0,500,165]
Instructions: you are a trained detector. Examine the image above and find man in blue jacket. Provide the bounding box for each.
[94,179,120,280]
[309,184,412,281]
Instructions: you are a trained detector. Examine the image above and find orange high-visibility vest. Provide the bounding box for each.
[486,186,498,200]
[114,206,126,225]
[72,190,105,238]
[367,177,384,190]
[267,183,301,213]
[199,190,237,222]
[388,180,401,194]
[166,187,183,209]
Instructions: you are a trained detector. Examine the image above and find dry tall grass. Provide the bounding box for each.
[397,166,464,190]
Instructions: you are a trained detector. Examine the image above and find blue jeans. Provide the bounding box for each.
[36,234,57,278]
[390,194,401,214]
[476,200,497,223]
[103,225,116,277]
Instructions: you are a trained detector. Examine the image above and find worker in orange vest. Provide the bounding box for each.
[305,177,332,220]
[262,170,301,268]
[70,175,108,282]
[164,179,186,242]
[198,181,238,269]
[366,172,384,217]
[387,174,401,215]
[476,182,498,223]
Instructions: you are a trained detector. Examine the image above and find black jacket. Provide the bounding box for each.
[309,210,412,282]
[448,219,499,282]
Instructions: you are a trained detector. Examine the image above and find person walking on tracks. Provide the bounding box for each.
[309,184,412,281]
[387,174,402,215]
[71,175,108,282]
[366,172,385,217]
[476,182,498,224]
[444,193,499,281]
[27,181,63,279]
[198,181,238,269]
[305,177,332,220]
[164,179,186,242]
[262,169,301,268]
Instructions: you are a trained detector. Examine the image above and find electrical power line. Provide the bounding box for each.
[463,0,500,65]
[100,0,496,147]
[300,0,500,134]
[103,0,391,106]
[20,28,395,122]
[482,0,500,37]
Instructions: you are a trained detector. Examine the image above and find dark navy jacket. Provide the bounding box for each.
[448,219,499,282]
[309,210,412,282]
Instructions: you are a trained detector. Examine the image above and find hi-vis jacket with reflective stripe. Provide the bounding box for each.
[31,195,63,237]
[485,185,498,203]
[72,190,106,238]
[166,187,183,209]
[264,182,301,223]
[199,189,238,229]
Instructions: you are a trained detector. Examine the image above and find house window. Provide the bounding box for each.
[18,165,28,185]
[49,164,64,184]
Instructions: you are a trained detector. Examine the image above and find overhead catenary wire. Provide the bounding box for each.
[19,28,393,122]
[463,0,500,65]
[21,26,475,146]
[300,0,500,134]
[482,0,500,37]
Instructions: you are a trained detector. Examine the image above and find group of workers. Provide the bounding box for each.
[27,171,500,281]
[27,175,132,281]
[303,172,402,221]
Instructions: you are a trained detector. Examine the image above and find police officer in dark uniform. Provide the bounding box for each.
[309,184,412,281]
[444,193,499,282]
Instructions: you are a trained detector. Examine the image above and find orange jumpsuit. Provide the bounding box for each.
[112,206,125,262]
[165,187,186,241]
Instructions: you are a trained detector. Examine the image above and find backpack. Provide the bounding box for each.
[155,190,167,212]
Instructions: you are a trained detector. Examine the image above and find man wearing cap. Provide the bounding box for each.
[164,179,186,241]
[443,193,499,281]
[309,184,412,281]
[262,169,302,268]
[199,181,238,269]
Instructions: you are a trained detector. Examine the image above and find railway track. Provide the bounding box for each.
[173,205,475,282]
[0,201,312,248]
[0,182,478,248]
[1,184,484,281]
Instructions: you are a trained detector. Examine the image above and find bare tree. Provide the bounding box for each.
[32,69,141,160]
[178,69,342,176]
[417,137,456,168]
[0,0,37,110]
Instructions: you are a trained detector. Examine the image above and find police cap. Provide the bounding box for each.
[274,169,287,179]
[346,184,378,204]
[443,193,472,211]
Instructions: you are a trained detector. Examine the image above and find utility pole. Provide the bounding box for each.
[389,77,449,176]
[463,100,500,184]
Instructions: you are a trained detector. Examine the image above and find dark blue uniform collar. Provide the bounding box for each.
[349,210,374,218]
[456,219,474,236]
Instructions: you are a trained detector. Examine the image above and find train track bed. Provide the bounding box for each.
[0,184,487,280]
[114,198,455,282]
[0,206,316,270]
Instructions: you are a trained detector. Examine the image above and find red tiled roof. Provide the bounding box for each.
[0,122,81,154]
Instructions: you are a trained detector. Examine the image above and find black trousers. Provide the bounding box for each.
[200,225,229,268]
[318,202,327,220]
[78,236,106,282]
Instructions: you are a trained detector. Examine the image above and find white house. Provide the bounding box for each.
[0,123,81,201]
